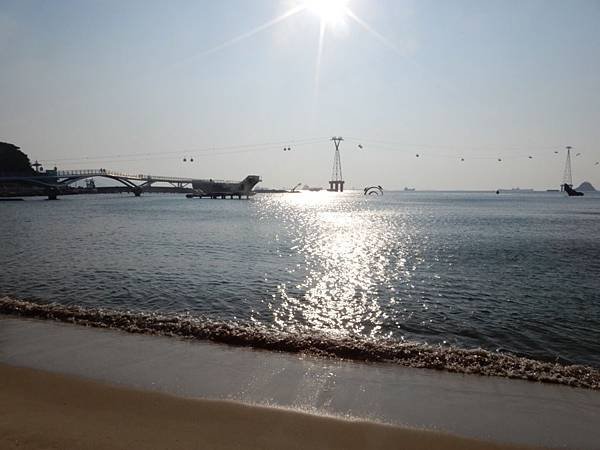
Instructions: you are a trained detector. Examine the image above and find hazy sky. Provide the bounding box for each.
[1,0,599,190]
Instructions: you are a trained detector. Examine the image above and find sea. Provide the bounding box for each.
[1,191,599,386]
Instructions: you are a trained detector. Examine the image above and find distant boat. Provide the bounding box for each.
[497,188,534,193]
[302,184,322,192]
[403,187,415,192]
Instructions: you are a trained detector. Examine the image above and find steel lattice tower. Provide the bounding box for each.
[328,136,344,192]
[562,146,573,191]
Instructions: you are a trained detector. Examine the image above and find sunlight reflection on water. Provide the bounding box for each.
[258,192,418,338]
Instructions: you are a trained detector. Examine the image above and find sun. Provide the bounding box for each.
[304,0,349,26]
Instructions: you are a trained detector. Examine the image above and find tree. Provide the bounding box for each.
[0,142,35,175]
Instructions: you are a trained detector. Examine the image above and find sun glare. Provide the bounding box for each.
[304,0,349,26]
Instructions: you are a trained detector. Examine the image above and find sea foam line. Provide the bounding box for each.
[1,296,598,390]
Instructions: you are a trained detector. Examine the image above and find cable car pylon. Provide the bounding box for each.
[328,136,344,192]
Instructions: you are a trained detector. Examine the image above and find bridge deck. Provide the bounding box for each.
[0,170,254,200]
[56,170,193,183]
[1,169,239,185]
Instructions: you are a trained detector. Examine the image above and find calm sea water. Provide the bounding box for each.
[1,191,599,367]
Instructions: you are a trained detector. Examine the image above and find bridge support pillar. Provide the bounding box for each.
[328,180,344,192]
[133,186,142,197]
[47,188,58,200]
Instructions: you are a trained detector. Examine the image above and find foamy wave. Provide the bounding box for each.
[1,296,598,390]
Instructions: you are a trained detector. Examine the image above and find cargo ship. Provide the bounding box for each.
[187,175,261,198]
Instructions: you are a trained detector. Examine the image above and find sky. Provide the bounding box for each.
[1,0,599,190]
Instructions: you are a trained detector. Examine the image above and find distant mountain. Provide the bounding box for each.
[575,181,597,192]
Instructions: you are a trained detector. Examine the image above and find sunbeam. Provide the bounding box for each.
[202,5,306,57]
[309,0,349,120]
[180,4,306,65]
[314,21,326,97]
[344,6,460,97]
[309,20,327,130]
[344,7,404,56]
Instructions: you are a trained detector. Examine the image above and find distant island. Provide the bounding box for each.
[575,181,597,192]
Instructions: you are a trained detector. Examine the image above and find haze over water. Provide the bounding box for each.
[2,191,599,368]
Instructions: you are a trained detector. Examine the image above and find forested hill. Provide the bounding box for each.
[0,142,35,175]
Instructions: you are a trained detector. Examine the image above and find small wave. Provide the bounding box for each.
[1,296,598,390]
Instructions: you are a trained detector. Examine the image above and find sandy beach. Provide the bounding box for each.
[1,363,540,450]
[2,315,599,449]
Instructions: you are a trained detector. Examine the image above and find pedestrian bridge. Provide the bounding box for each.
[0,169,228,199]
[56,169,195,189]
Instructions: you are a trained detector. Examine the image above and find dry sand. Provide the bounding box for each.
[0,363,537,450]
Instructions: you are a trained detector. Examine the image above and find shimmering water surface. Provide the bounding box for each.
[1,192,599,367]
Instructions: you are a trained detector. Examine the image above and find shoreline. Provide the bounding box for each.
[1,296,599,390]
[2,314,599,449]
[0,363,536,450]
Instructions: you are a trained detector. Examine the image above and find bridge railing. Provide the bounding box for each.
[142,175,196,182]
[52,170,242,184]
[56,169,143,179]
[189,178,244,184]
[0,170,67,178]
[2,168,255,184]
[55,169,197,183]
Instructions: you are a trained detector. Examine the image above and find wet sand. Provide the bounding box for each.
[2,297,598,390]
[2,315,599,448]
[1,363,536,450]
